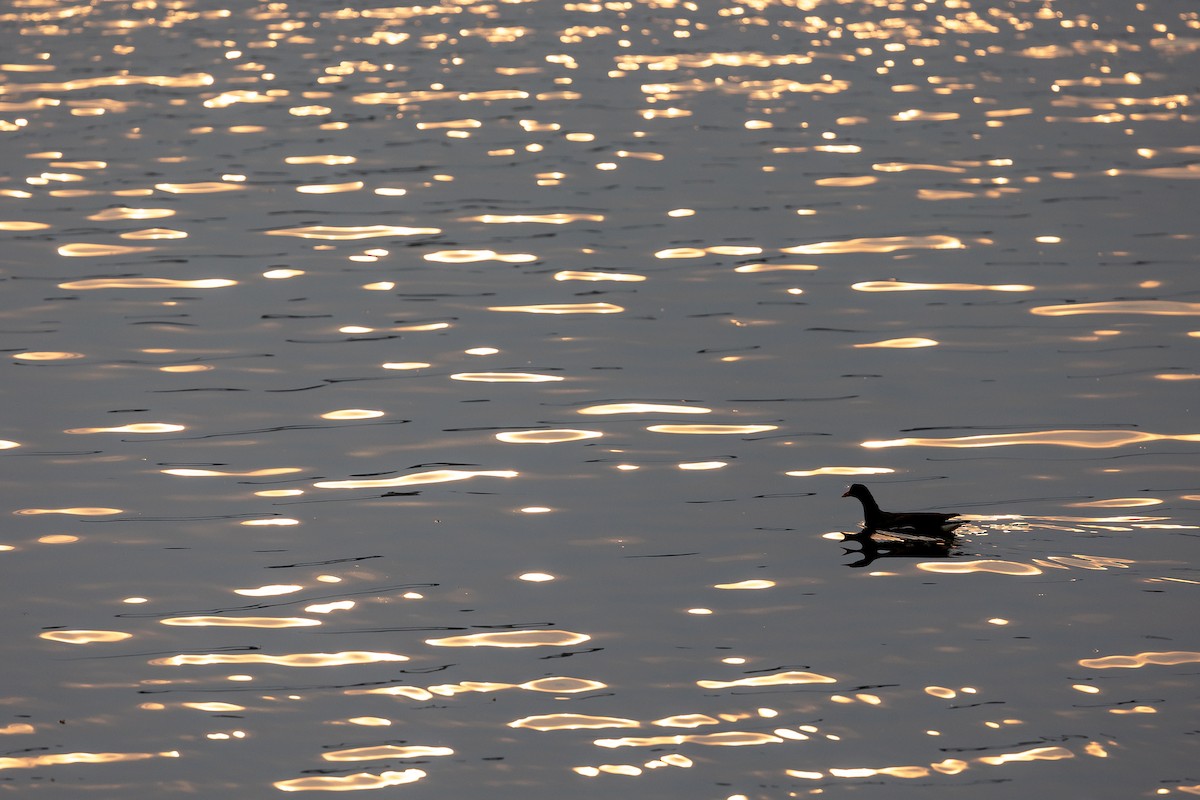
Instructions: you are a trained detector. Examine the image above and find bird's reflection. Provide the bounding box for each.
[839,528,956,569]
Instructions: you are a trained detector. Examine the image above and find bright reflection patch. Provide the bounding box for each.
[554,270,645,282]
[450,372,562,382]
[782,235,963,254]
[864,430,1200,449]
[496,429,602,444]
[56,243,154,257]
[163,468,300,477]
[425,249,536,263]
[462,213,604,224]
[714,580,775,590]
[978,746,1073,765]
[425,630,590,648]
[274,769,426,792]
[697,671,835,688]
[854,338,938,349]
[320,409,384,420]
[160,617,320,628]
[735,263,820,272]
[0,751,179,770]
[509,714,639,731]
[235,585,302,596]
[315,469,518,489]
[917,561,1042,576]
[13,351,84,360]
[58,279,235,290]
[1031,301,1200,316]
[852,281,1033,292]
[266,225,440,239]
[647,424,777,435]
[488,303,624,314]
[16,507,121,516]
[595,732,783,748]
[1078,651,1200,669]
[786,466,894,477]
[652,714,719,728]
[323,745,452,761]
[155,182,243,193]
[39,630,132,644]
[151,651,409,667]
[577,403,710,415]
[521,677,606,693]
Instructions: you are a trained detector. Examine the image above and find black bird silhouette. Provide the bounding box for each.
[842,483,963,538]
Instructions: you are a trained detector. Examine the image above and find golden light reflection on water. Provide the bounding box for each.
[696,671,836,689]
[713,580,775,590]
[265,224,440,240]
[554,270,646,282]
[56,243,154,257]
[647,424,777,435]
[496,429,602,443]
[314,469,518,489]
[159,617,320,628]
[578,403,710,415]
[734,262,820,273]
[323,745,453,761]
[274,769,425,792]
[782,235,964,255]
[345,676,605,702]
[58,278,236,289]
[450,372,561,382]
[12,351,84,360]
[462,213,604,224]
[787,466,893,477]
[162,468,301,477]
[510,714,639,731]
[235,585,302,597]
[594,732,784,748]
[0,752,180,770]
[239,518,299,527]
[425,630,590,648]
[854,337,938,349]
[1031,301,1200,316]
[488,302,624,314]
[1078,651,1200,669]
[150,651,409,667]
[852,281,1034,292]
[426,249,537,263]
[319,409,384,420]
[15,507,121,516]
[917,561,1043,576]
[40,630,132,644]
[864,430,1200,449]
[154,182,244,194]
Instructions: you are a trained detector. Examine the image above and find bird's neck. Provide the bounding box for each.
[858,494,883,521]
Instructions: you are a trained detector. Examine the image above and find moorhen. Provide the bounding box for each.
[842,483,963,538]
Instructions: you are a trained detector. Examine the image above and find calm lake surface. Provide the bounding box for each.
[2,0,1198,797]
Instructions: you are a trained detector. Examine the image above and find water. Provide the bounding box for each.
[2,0,1198,796]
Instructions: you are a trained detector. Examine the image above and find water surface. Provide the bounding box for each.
[2,0,1198,797]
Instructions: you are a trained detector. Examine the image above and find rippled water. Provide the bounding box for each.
[2,0,1198,796]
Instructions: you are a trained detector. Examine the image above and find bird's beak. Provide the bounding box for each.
[841,489,851,497]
